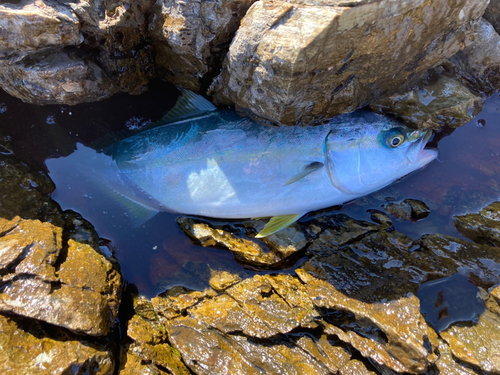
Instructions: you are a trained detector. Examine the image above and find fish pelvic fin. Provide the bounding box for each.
[284,162,324,186]
[159,90,217,125]
[255,213,305,238]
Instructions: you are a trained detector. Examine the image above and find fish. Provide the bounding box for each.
[52,91,438,237]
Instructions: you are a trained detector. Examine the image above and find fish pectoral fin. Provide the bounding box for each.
[160,90,217,124]
[255,213,305,238]
[284,162,324,186]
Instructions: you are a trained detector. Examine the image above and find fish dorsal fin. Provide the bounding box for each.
[159,90,217,125]
[255,213,305,238]
[284,162,324,186]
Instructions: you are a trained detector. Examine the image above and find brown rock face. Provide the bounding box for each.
[150,0,257,91]
[0,217,122,336]
[211,0,489,125]
[0,313,115,375]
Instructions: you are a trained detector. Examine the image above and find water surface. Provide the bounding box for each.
[1,84,499,300]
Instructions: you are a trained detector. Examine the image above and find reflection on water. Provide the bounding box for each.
[0,85,500,303]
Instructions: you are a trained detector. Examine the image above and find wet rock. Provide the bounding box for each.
[177,216,308,267]
[370,71,485,129]
[211,0,488,126]
[447,18,500,94]
[151,285,216,320]
[0,50,118,105]
[383,198,431,221]
[70,0,156,95]
[296,269,436,373]
[295,334,352,374]
[150,0,256,91]
[440,309,500,373]
[209,269,241,292]
[0,143,59,222]
[434,340,478,375]
[119,345,167,375]
[484,0,500,33]
[0,0,82,58]
[0,313,115,375]
[454,201,500,247]
[306,213,387,256]
[0,217,122,336]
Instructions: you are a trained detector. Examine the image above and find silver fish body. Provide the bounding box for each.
[107,106,437,225]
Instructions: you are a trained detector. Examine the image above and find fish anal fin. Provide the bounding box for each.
[97,182,160,227]
[255,213,304,238]
[284,161,324,186]
[160,90,217,124]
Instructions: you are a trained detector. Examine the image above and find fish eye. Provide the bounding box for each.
[386,130,405,148]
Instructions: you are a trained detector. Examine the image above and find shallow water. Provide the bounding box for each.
[1,84,499,304]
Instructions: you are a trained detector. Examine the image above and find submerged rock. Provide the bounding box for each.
[454,201,500,246]
[211,0,488,125]
[383,198,431,221]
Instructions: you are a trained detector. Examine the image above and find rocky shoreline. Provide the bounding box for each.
[1,0,500,374]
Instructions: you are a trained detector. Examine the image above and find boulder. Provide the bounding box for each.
[446,18,500,94]
[211,0,489,125]
[484,0,500,33]
[150,0,257,91]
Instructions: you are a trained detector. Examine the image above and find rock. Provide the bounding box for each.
[302,228,500,302]
[296,269,436,374]
[177,216,308,267]
[484,0,500,33]
[69,0,156,95]
[0,50,118,105]
[0,0,82,58]
[370,71,485,129]
[446,18,500,94]
[440,310,500,373]
[209,269,242,292]
[152,285,216,320]
[454,201,500,247]
[383,198,431,221]
[0,313,115,375]
[0,217,122,336]
[211,0,488,126]
[150,0,256,91]
[434,340,478,375]
[0,140,59,222]
[119,345,167,375]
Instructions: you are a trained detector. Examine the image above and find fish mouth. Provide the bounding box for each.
[407,130,438,165]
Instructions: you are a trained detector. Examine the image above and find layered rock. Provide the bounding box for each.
[0,216,122,336]
[211,0,489,125]
[150,0,257,91]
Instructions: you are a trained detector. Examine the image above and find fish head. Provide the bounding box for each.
[325,112,438,195]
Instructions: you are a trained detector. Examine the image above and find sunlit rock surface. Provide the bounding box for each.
[211,0,489,125]
[0,314,115,375]
[0,216,122,336]
[150,0,257,91]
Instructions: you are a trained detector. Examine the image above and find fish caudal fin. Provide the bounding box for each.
[255,213,305,238]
